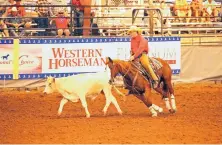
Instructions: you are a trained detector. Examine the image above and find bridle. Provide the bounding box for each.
[109,62,131,81]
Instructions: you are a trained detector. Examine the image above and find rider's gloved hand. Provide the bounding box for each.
[129,56,135,61]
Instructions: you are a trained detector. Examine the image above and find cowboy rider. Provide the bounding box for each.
[128,25,159,89]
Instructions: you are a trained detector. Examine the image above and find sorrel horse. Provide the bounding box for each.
[106,57,177,117]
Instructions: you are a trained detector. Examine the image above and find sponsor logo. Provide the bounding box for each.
[48,48,106,69]
[1,54,10,60]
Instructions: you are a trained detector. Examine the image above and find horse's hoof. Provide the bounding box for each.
[151,113,157,117]
[169,109,176,114]
[158,107,163,113]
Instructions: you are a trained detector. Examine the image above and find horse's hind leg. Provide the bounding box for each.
[153,78,168,97]
[162,81,172,112]
[166,80,177,113]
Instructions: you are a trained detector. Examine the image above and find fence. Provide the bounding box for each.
[0,3,222,38]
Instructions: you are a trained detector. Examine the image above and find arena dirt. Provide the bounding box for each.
[0,82,222,144]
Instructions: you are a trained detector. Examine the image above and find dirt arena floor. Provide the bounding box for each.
[0,82,222,144]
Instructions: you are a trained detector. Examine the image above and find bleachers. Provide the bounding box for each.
[0,0,222,38]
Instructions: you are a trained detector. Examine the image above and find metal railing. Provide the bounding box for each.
[0,4,221,41]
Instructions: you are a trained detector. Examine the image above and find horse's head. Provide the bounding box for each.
[106,57,121,84]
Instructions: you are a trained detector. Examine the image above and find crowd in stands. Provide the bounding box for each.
[0,0,221,37]
[0,0,95,37]
[173,0,220,22]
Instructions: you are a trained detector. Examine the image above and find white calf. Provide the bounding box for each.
[43,70,123,118]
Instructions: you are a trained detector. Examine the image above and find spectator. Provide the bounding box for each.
[15,0,26,17]
[1,0,15,17]
[174,0,192,23]
[91,0,100,25]
[203,0,219,22]
[0,0,7,17]
[35,0,51,36]
[0,18,9,37]
[51,10,70,37]
[50,0,68,17]
[190,0,204,22]
[5,7,25,37]
[22,0,39,17]
[72,0,84,36]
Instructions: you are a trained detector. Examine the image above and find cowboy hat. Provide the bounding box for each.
[127,25,142,34]
[11,7,18,12]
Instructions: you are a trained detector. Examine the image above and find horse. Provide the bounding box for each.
[106,57,177,117]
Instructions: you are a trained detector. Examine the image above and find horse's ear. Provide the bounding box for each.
[106,57,113,64]
[107,57,113,64]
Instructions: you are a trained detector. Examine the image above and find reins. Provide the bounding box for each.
[116,61,144,95]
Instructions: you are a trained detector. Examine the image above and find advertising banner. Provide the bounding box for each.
[0,37,181,80]
[0,39,14,80]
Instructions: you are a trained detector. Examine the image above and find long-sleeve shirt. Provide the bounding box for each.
[131,35,148,59]
[72,0,84,11]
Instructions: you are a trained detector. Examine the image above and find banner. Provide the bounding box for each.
[0,37,181,80]
[0,39,14,80]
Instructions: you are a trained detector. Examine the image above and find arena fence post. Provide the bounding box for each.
[13,39,19,80]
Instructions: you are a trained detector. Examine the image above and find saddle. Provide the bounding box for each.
[132,57,162,82]
[123,57,163,95]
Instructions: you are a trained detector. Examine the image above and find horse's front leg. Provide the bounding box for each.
[137,87,162,117]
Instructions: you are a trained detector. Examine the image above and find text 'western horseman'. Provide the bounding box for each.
[48,48,106,69]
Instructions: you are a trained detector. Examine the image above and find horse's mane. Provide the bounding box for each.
[112,59,141,76]
[112,59,130,69]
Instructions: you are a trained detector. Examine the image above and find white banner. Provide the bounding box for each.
[0,37,181,80]
[40,37,181,74]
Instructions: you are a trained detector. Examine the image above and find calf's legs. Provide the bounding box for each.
[79,94,91,118]
[58,98,68,116]
[103,87,122,115]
